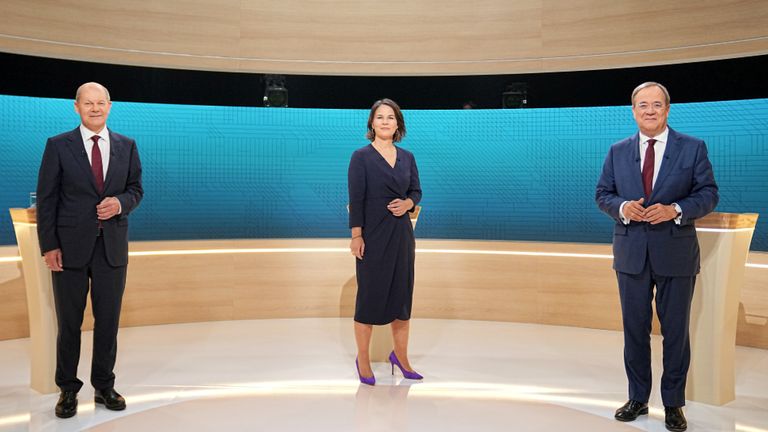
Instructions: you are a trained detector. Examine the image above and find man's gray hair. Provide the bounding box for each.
[631,82,670,106]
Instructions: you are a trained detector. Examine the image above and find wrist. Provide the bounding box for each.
[671,203,681,217]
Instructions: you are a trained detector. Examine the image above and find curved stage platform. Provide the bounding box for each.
[0,318,766,432]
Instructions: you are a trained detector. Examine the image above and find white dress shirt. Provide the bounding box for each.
[79,124,110,179]
[79,124,121,214]
[619,127,681,224]
[638,128,669,189]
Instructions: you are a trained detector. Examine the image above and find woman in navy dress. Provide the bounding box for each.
[348,99,422,385]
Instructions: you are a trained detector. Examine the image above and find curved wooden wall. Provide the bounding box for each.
[1,0,767,75]
[1,239,767,348]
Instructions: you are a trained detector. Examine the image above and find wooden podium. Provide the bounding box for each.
[688,212,759,405]
[9,208,58,393]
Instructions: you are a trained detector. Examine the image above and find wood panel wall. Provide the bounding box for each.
[1,0,766,75]
[1,239,766,349]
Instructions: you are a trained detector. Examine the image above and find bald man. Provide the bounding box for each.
[37,82,143,418]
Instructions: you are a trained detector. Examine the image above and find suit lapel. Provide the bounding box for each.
[627,133,645,197]
[103,130,123,192]
[65,128,99,192]
[650,128,682,201]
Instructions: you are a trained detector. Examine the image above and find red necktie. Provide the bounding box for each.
[90,135,104,194]
[642,138,656,198]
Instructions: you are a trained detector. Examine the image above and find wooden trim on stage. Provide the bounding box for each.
[1,238,766,349]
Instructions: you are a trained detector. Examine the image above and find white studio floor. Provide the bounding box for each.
[0,318,766,432]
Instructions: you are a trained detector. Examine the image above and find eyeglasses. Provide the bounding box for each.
[635,102,666,111]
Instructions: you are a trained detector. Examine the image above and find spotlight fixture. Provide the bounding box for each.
[263,75,288,107]
[502,83,528,109]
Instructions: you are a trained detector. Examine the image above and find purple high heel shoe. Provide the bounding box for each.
[389,351,423,380]
[356,358,376,386]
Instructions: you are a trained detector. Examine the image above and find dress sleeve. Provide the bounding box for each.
[407,153,422,210]
[348,150,366,228]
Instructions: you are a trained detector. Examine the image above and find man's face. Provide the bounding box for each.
[632,86,669,137]
[74,85,111,133]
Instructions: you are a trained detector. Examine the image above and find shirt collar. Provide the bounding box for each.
[639,127,669,146]
[79,124,108,143]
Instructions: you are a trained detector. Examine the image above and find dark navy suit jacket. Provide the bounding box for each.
[596,127,718,277]
[37,127,143,268]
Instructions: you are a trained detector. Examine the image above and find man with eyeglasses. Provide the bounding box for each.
[596,82,718,431]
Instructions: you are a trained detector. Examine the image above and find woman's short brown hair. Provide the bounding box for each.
[366,98,406,143]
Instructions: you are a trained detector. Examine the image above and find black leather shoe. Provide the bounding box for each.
[614,400,648,422]
[664,406,687,431]
[55,391,78,418]
[94,388,126,411]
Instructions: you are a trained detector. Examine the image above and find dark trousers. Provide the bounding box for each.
[617,261,695,408]
[52,236,127,392]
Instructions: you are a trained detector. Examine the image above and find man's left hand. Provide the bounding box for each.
[643,203,678,225]
[97,197,121,220]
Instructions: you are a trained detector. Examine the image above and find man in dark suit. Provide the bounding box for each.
[596,82,718,432]
[37,82,143,418]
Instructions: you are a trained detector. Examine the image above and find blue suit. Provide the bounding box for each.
[596,127,718,407]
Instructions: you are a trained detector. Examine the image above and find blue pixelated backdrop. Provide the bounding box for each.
[1,95,766,250]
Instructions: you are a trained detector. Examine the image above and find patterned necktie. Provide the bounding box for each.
[90,135,104,194]
[642,138,656,199]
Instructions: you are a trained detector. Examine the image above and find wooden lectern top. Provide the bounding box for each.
[9,208,37,224]
[695,212,758,229]
[410,205,421,221]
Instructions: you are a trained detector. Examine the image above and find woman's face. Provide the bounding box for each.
[371,105,398,141]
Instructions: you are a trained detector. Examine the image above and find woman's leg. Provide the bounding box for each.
[354,321,374,377]
[391,319,416,371]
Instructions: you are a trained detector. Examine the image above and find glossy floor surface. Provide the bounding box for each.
[1,318,766,431]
